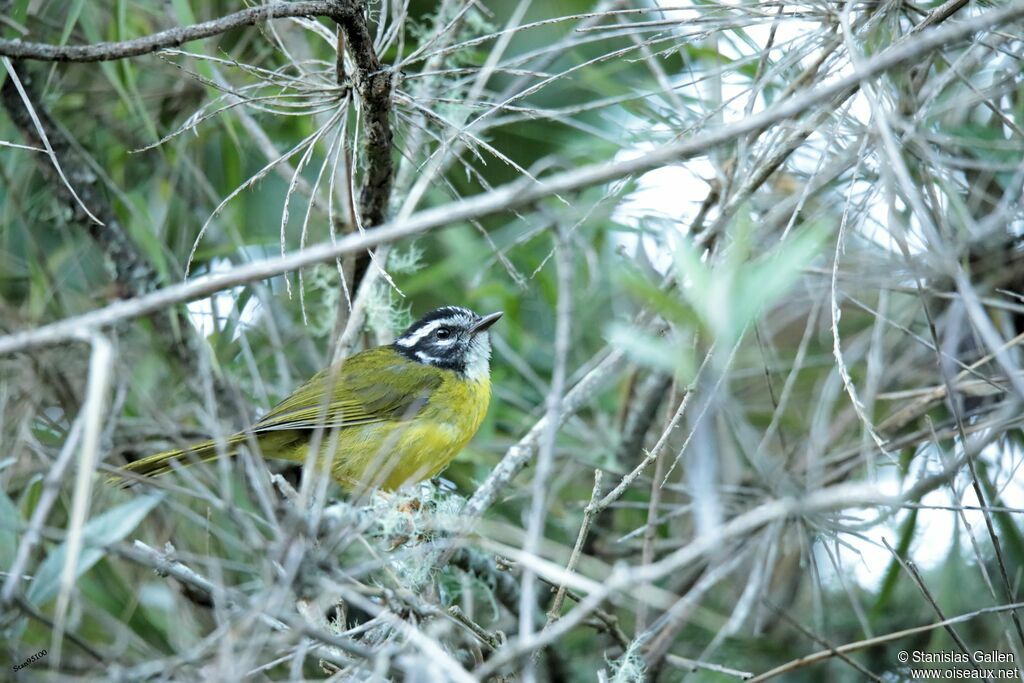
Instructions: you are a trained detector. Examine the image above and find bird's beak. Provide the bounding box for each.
[470,311,503,335]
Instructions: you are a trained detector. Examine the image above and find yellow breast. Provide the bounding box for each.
[323,373,491,490]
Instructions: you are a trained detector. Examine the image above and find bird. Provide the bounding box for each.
[117,306,502,491]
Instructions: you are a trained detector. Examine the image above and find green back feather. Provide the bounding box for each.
[115,346,445,484]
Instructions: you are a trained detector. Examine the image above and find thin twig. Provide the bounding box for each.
[519,227,573,669]
[880,538,978,669]
[749,601,1024,682]
[52,333,113,668]
[545,469,603,623]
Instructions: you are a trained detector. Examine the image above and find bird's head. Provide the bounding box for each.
[393,306,502,381]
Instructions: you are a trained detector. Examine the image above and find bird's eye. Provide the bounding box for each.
[435,327,451,339]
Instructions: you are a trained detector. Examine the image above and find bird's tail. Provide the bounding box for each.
[111,433,248,485]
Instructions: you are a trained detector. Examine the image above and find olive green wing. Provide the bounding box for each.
[252,347,444,432]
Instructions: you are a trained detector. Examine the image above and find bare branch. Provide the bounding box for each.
[0,2,354,63]
[335,4,394,229]
[748,600,1024,682]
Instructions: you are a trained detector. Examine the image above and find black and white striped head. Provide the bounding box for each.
[394,306,502,380]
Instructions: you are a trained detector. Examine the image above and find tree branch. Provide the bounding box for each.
[0,2,353,63]
[335,6,394,230]
[0,64,150,288]
[0,0,394,392]
[0,0,1022,357]
[0,0,394,282]
[0,61,235,402]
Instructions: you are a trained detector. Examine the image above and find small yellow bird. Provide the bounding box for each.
[119,306,501,491]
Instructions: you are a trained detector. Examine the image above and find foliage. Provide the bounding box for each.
[1,0,1024,680]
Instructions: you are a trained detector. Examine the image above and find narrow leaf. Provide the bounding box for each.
[27,495,162,605]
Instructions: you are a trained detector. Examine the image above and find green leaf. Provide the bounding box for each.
[0,487,21,572]
[79,557,175,653]
[978,462,1024,570]
[27,494,162,605]
[1,0,30,40]
[170,0,197,27]
[871,507,918,617]
[18,474,43,521]
[671,223,828,344]
[618,269,694,326]
[670,232,711,303]
[733,224,829,333]
[608,323,692,379]
[57,0,87,46]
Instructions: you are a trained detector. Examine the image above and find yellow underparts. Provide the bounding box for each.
[283,372,491,491]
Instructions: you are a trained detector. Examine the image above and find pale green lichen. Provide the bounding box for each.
[303,263,342,338]
[366,482,466,591]
[608,640,647,683]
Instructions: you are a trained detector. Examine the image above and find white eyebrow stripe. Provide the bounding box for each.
[395,316,463,348]
[396,320,442,347]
